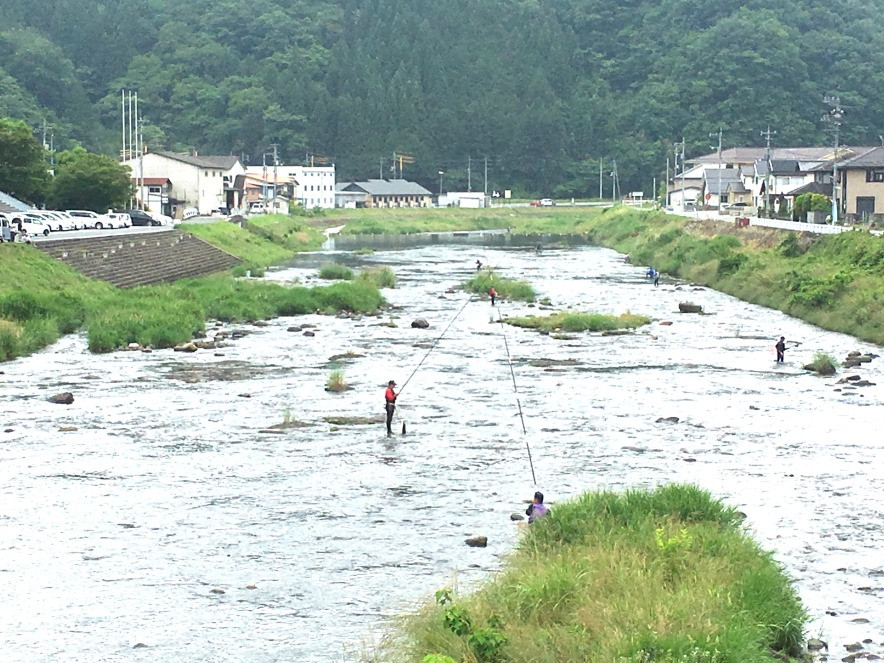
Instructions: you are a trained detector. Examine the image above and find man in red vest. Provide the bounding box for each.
[385,380,397,436]
[489,287,496,306]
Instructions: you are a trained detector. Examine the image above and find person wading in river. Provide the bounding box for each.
[775,336,786,363]
[525,491,549,523]
[476,259,482,271]
[384,380,397,436]
[489,286,497,306]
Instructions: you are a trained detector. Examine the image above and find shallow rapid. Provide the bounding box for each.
[1,242,881,661]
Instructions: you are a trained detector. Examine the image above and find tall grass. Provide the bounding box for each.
[180,220,292,267]
[390,485,807,663]
[357,265,396,288]
[506,310,650,332]
[318,263,355,280]
[587,208,884,345]
[464,271,536,301]
[326,369,348,392]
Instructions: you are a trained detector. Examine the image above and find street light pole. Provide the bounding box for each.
[438,171,444,200]
[823,96,844,225]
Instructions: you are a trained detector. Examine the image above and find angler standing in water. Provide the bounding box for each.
[489,286,497,306]
[384,380,397,436]
[775,337,786,363]
[476,259,482,271]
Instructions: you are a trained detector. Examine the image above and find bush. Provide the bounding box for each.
[357,265,396,288]
[318,263,354,280]
[0,319,22,360]
[805,351,837,375]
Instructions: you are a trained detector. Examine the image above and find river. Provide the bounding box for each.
[1,241,881,661]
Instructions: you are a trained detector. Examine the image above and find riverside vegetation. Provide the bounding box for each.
[390,485,807,663]
[0,215,385,361]
[464,271,536,302]
[584,207,884,345]
[505,311,651,333]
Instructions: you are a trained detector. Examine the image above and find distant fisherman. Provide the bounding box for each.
[489,287,497,306]
[526,491,549,523]
[384,380,397,436]
[476,259,482,271]
[654,272,660,287]
[775,337,786,364]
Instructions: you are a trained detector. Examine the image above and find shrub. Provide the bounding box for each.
[357,265,396,288]
[805,351,837,375]
[318,263,354,280]
[0,319,22,360]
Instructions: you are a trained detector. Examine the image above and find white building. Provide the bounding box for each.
[439,192,489,208]
[246,165,336,210]
[124,152,245,217]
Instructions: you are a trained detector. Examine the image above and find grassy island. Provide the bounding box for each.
[464,271,536,302]
[505,310,651,333]
[391,484,806,663]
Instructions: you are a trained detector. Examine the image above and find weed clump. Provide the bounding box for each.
[319,263,354,280]
[804,351,837,375]
[325,369,348,392]
[357,265,396,288]
[505,310,650,332]
[463,271,535,302]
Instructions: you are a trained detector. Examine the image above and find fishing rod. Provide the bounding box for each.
[494,304,537,485]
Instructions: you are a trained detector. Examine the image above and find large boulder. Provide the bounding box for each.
[48,392,74,405]
[174,342,198,353]
[678,302,703,313]
[411,319,430,329]
[465,536,488,547]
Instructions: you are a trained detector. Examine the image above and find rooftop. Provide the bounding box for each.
[839,146,884,169]
[153,151,241,170]
[341,179,432,196]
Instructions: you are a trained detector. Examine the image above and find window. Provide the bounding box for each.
[865,170,884,183]
[149,186,161,194]
[205,171,209,177]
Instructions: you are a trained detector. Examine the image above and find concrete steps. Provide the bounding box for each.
[36,231,241,288]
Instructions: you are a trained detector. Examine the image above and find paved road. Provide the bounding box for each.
[670,208,882,236]
[30,225,180,242]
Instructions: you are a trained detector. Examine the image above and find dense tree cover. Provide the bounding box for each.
[1,0,883,195]
[47,149,132,212]
[0,118,49,204]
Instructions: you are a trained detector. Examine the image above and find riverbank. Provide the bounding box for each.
[389,484,807,662]
[181,214,324,275]
[0,215,382,361]
[585,207,884,345]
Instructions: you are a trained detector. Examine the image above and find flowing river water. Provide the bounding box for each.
[1,240,882,662]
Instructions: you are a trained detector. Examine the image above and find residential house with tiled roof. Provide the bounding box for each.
[337,179,432,208]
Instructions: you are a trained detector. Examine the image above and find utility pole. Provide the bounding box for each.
[121,89,126,161]
[271,143,279,212]
[467,156,472,192]
[761,125,776,215]
[262,152,267,206]
[665,157,670,207]
[483,156,488,196]
[823,96,844,225]
[379,157,384,179]
[598,157,603,200]
[709,128,722,214]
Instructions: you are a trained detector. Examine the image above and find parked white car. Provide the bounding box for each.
[33,211,78,231]
[9,213,51,236]
[147,211,176,226]
[105,213,132,228]
[66,210,120,229]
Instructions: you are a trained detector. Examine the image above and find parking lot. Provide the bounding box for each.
[30,225,178,242]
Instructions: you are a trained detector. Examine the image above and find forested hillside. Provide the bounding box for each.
[2,0,883,194]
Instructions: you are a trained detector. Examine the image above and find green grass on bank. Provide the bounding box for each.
[463,270,536,301]
[393,484,807,663]
[243,214,324,252]
[85,277,386,352]
[0,243,386,358]
[586,207,884,345]
[180,219,292,272]
[506,310,651,332]
[334,206,605,236]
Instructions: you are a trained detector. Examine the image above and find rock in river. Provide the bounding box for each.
[48,392,74,405]
[465,536,488,547]
[678,302,703,313]
[656,416,680,424]
[411,319,430,329]
[174,342,198,353]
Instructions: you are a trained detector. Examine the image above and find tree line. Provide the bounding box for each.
[1,0,882,196]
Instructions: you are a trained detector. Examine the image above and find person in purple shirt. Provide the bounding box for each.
[525,491,549,523]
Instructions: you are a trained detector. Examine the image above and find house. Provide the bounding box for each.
[337,179,433,208]
[0,190,30,214]
[242,172,295,213]
[702,168,745,208]
[124,152,245,217]
[837,146,884,220]
[334,183,366,209]
[131,177,173,216]
[246,165,336,209]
